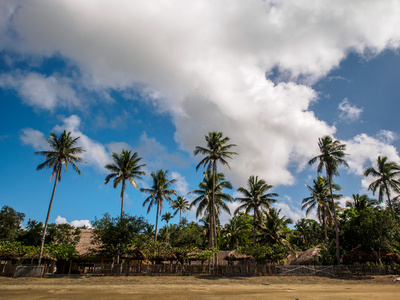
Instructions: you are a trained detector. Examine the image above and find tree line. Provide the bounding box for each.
[2,130,400,266]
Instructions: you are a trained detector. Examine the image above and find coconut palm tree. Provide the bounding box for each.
[189,172,233,247]
[194,131,237,248]
[141,170,177,241]
[104,149,146,220]
[309,135,348,265]
[161,212,173,244]
[35,130,85,265]
[235,175,278,246]
[258,208,293,250]
[364,156,400,218]
[302,175,342,249]
[171,196,190,225]
[345,194,378,211]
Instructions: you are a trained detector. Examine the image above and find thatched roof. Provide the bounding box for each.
[342,246,400,264]
[122,247,147,260]
[75,229,101,257]
[22,253,56,261]
[186,248,205,260]
[287,246,322,265]
[224,250,254,261]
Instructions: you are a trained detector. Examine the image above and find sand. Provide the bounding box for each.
[1,275,400,299]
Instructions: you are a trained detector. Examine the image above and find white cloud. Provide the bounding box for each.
[0,72,80,110]
[274,196,305,224]
[53,115,112,171]
[70,219,92,228]
[345,133,400,177]
[55,215,92,228]
[338,98,363,123]
[170,171,189,196]
[55,215,68,224]
[4,1,400,189]
[20,128,48,150]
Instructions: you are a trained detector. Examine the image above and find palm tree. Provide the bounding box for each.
[235,175,278,246]
[161,212,173,244]
[141,170,177,241]
[189,172,233,247]
[364,156,400,218]
[302,175,342,249]
[346,194,378,211]
[104,149,146,219]
[258,208,293,250]
[309,135,348,264]
[35,130,85,265]
[194,131,237,249]
[171,196,190,225]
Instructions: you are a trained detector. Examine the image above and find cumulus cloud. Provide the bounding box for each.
[338,98,363,123]
[170,171,190,196]
[53,115,112,171]
[3,0,400,189]
[0,72,80,110]
[55,215,92,228]
[71,219,92,228]
[20,128,48,150]
[55,215,68,224]
[345,132,400,177]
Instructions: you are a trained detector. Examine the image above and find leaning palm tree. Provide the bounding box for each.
[364,156,400,218]
[35,130,85,265]
[194,131,237,249]
[235,175,278,246]
[161,212,173,244]
[141,170,177,241]
[309,135,348,265]
[302,175,342,249]
[345,194,378,211]
[189,172,233,248]
[104,149,146,220]
[171,196,190,225]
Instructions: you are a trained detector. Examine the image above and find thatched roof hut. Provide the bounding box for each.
[22,252,56,263]
[286,246,322,265]
[74,229,101,258]
[341,246,400,264]
[122,247,147,260]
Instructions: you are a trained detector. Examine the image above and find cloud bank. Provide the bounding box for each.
[3,0,400,188]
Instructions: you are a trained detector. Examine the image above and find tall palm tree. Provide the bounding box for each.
[141,170,177,241]
[104,149,146,219]
[302,175,342,249]
[161,212,173,244]
[171,196,190,225]
[364,156,400,218]
[345,194,378,211]
[189,172,233,248]
[309,135,348,265]
[194,131,237,249]
[235,175,278,246]
[35,130,85,265]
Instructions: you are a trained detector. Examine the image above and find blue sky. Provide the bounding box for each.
[1,1,400,229]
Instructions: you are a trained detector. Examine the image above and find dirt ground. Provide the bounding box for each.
[1,275,400,299]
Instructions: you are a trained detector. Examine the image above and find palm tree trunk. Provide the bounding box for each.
[328,178,340,265]
[386,187,395,219]
[322,207,328,250]
[179,210,182,226]
[155,200,160,241]
[120,180,125,220]
[253,210,256,247]
[38,166,61,265]
[212,161,218,267]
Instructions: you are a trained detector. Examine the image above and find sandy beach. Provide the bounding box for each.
[1,275,400,299]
